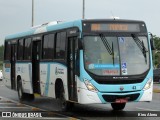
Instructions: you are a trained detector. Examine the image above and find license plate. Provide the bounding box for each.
[115,98,128,103]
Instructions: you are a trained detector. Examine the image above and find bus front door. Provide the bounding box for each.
[68,37,78,102]
[11,44,17,90]
[32,41,41,94]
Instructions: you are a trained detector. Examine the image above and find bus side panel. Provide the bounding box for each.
[40,63,68,100]
[40,63,55,97]
[3,63,11,89]
[16,63,33,94]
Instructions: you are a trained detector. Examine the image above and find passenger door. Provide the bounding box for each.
[11,44,17,90]
[32,40,41,94]
[68,37,78,101]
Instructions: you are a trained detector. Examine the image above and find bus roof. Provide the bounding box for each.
[5,19,145,41]
[5,19,82,40]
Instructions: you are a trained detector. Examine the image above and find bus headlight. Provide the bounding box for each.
[143,78,152,90]
[84,79,98,92]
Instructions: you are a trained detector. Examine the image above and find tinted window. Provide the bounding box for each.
[4,41,11,60]
[55,32,66,59]
[42,34,54,59]
[24,38,32,60]
[17,39,24,60]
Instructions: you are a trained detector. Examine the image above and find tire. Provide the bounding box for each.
[26,94,35,101]
[111,103,126,111]
[59,86,74,111]
[17,80,26,101]
[17,80,34,101]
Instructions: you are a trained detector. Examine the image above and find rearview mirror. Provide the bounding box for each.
[149,32,155,50]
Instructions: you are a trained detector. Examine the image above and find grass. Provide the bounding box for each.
[0,61,3,70]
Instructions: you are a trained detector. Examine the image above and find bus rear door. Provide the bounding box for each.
[11,43,17,90]
[32,39,41,94]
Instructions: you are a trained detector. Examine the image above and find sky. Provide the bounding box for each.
[0,0,160,45]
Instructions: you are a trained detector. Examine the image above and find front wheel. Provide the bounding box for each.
[111,103,126,110]
[59,86,74,111]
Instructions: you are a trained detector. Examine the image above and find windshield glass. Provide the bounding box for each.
[84,36,149,76]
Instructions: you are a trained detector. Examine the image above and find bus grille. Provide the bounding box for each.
[96,79,143,84]
[102,93,140,102]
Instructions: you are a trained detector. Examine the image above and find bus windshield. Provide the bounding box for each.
[83,35,149,76]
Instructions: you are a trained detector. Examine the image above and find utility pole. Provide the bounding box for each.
[82,0,85,19]
[32,0,34,27]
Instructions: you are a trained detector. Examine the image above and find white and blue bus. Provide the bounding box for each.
[3,19,154,110]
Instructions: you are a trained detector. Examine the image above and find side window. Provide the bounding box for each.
[24,38,32,60]
[17,39,24,60]
[48,34,54,59]
[55,32,66,59]
[42,34,54,59]
[4,41,11,60]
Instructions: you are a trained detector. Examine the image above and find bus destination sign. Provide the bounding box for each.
[91,23,140,32]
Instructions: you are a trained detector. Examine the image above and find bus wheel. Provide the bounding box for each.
[26,94,35,101]
[17,80,26,101]
[59,86,74,111]
[111,103,126,110]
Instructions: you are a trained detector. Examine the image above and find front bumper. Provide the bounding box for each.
[77,86,152,104]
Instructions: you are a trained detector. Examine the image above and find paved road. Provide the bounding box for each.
[0,81,160,120]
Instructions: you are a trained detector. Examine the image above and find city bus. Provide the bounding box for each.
[3,19,154,111]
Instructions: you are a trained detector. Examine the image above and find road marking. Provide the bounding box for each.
[0,103,15,104]
[0,107,28,109]
[0,96,76,119]
[0,96,45,111]
[13,117,68,120]
[136,107,158,111]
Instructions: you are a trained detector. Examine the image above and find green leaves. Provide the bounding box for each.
[153,35,160,67]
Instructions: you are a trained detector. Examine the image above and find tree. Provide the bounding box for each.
[153,35,160,67]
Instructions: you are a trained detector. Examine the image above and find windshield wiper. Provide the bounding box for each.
[131,34,148,63]
[99,34,114,65]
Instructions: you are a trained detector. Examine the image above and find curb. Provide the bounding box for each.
[153,89,160,93]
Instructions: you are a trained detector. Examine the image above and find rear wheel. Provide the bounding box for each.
[111,103,126,110]
[17,80,26,101]
[17,80,34,101]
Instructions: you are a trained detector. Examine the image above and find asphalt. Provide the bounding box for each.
[0,81,160,120]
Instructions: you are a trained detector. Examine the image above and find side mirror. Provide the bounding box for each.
[149,33,155,50]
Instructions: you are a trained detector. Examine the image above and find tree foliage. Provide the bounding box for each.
[0,45,4,61]
[153,35,160,67]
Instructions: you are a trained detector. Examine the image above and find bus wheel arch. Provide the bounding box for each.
[16,75,34,101]
[55,78,64,99]
[55,78,74,111]
[17,75,25,101]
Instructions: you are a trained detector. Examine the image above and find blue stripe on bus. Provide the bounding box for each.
[45,64,50,96]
